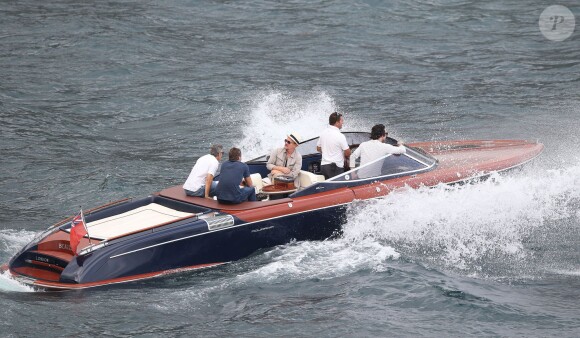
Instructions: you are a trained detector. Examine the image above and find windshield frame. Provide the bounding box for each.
[325,146,437,184]
[246,131,372,163]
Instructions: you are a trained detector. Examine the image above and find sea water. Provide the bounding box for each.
[1,0,579,336]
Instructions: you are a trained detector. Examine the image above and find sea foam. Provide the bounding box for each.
[237,91,370,159]
[343,163,580,277]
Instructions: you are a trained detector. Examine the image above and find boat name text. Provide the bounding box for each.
[251,226,275,233]
[59,243,72,250]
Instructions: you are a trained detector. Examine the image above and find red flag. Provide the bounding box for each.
[69,210,88,255]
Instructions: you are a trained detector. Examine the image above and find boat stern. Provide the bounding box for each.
[6,225,83,289]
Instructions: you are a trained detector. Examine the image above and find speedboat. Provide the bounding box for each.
[2,133,543,290]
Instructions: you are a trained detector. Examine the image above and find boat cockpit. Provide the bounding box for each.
[247,132,373,177]
[246,132,438,197]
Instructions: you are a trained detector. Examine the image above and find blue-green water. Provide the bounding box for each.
[1,1,579,336]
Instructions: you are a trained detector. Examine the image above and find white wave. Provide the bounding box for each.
[0,229,38,292]
[165,239,400,311]
[238,91,335,159]
[237,91,369,160]
[0,229,37,256]
[549,269,580,277]
[168,238,399,302]
[0,271,34,292]
[343,164,580,273]
[236,238,400,284]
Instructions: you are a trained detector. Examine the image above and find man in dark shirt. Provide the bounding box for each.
[216,147,257,204]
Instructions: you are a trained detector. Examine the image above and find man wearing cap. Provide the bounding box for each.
[266,132,303,187]
[183,144,223,199]
[316,112,351,179]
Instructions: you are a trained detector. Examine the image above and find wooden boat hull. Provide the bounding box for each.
[5,139,543,290]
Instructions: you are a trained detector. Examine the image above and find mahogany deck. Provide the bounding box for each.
[157,185,292,211]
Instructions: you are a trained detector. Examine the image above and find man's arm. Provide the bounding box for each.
[204,174,214,199]
[340,134,351,158]
[273,165,291,174]
[289,154,302,178]
[244,176,253,187]
[266,149,277,170]
[385,143,406,154]
[349,146,361,167]
[243,163,253,187]
[344,148,351,158]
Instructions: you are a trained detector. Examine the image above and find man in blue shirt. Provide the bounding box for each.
[216,147,257,204]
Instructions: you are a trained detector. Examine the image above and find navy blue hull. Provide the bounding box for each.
[57,204,346,285]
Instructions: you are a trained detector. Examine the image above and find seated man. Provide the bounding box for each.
[350,124,405,168]
[266,132,303,187]
[215,147,257,204]
[183,144,223,199]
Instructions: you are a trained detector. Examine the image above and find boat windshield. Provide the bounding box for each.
[296,132,372,156]
[247,132,371,162]
[330,146,437,182]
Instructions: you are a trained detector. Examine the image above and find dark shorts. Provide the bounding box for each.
[217,186,257,204]
[320,163,344,179]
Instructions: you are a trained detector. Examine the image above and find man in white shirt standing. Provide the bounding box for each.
[183,144,223,199]
[349,124,405,176]
[316,112,351,179]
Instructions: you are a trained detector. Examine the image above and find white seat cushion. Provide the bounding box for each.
[299,170,325,188]
[86,203,193,240]
[250,173,264,193]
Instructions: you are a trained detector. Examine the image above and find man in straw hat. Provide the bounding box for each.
[266,132,303,187]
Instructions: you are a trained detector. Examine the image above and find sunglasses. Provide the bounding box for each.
[285,139,292,145]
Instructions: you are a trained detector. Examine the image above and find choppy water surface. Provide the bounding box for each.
[1,0,579,336]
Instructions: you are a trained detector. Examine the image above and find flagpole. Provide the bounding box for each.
[81,207,92,245]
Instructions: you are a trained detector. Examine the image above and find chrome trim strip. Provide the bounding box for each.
[109,202,352,259]
[203,215,235,231]
[405,152,432,167]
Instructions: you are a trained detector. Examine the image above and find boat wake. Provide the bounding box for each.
[342,162,580,280]
[0,229,36,292]
[0,271,34,292]
[236,238,400,284]
[0,229,36,259]
[228,162,578,285]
